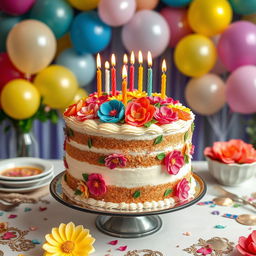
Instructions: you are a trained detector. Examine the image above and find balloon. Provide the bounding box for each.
[7,20,56,75]
[1,79,40,120]
[185,74,226,115]
[29,0,74,39]
[0,13,23,52]
[122,10,170,58]
[70,11,112,54]
[226,66,256,114]
[0,0,35,15]
[161,0,192,7]
[160,7,192,48]
[67,0,99,11]
[174,34,217,77]
[56,48,96,87]
[136,0,159,10]
[0,53,27,93]
[56,33,72,57]
[229,0,256,15]
[99,0,136,27]
[217,21,256,72]
[188,0,232,37]
[34,65,78,109]
[243,14,256,24]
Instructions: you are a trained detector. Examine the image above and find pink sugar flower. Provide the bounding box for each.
[104,154,127,169]
[174,178,190,200]
[76,103,99,122]
[1,231,17,240]
[164,150,184,175]
[154,106,178,125]
[147,96,179,105]
[196,247,213,255]
[87,173,107,196]
[86,94,109,105]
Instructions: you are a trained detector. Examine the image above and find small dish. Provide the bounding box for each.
[206,156,256,186]
[0,157,53,181]
[0,171,53,188]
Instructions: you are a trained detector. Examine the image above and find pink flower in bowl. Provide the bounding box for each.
[236,230,256,256]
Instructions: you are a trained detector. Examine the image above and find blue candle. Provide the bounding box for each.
[147,51,153,96]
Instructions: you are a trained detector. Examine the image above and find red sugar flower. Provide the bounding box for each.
[174,178,190,200]
[154,106,178,125]
[164,150,184,175]
[104,154,127,169]
[237,230,256,256]
[87,173,107,196]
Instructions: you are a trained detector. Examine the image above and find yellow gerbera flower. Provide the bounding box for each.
[42,222,95,256]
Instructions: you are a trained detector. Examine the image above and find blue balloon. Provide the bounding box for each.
[0,13,23,52]
[229,0,256,15]
[29,0,74,39]
[161,0,192,7]
[70,11,112,54]
[56,48,96,87]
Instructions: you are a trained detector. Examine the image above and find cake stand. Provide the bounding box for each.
[50,172,206,238]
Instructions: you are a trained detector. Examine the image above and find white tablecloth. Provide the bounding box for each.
[0,160,255,256]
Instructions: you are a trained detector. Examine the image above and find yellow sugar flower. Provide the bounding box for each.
[109,94,123,101]
[78,181,89,198]
[127,90,147,98]
[152,92,161,97]
[168,104,191,113]
[42,222,95,256]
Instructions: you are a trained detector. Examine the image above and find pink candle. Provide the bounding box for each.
[129,51,135,91]
[111,54,116,96]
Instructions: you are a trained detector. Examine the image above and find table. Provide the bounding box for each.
[0,160,255,256]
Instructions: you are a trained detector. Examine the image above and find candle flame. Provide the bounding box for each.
[147,51,152,67]
[130,51,135,64]
[138,51,143,64]
[111,54,116,66]
[96,53,101,69]
[123,54,128,64]
[122,65,127,78]
[105,61,110,69]
[162,59,167,72]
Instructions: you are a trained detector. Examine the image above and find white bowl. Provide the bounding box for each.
[0,157,53,181]
[206,156,256,186]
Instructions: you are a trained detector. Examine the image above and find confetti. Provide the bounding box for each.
[214,225,226,229]
[39,207,47,212]
[0,212,4,216]
[197,201,213,206]
[24,208,32,212]
[196,247,213,255]
[222,213,238,219]
[117,246,127,251]
[8,214,17,219]
[32,239,41,244]
[210,204,216,208]
[233,203,242,208]
[29,226,38,231]
[1,231,16,240]
[211,211,220,215]
[183,232,192,236]
[108,240,118,245]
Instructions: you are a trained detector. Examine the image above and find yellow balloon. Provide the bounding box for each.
[243,14,256,24]
[67,0,99,11]
[174,34,217,77]
[1,79,40,120]
[188,0,232,36]
[34,65,78,109]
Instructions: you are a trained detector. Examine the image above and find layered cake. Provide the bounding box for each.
[62,91,196,211]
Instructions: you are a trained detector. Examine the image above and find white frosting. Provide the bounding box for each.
[66,153,191,188]
[64,115,194,140]
[61,176,197,211]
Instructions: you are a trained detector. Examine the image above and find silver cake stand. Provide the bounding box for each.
[50,172,206,238]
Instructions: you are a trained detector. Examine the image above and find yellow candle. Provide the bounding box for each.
[161,59,167,99]
[122,65,127,105]
[138,50,143,92]
[96,53,102,97]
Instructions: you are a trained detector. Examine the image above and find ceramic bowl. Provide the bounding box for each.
[0,157,53,181]
[206,156,256,186]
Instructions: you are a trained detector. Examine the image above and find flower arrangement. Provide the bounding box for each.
[236,230,256,256]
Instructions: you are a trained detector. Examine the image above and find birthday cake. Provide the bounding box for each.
[61,53,196,211]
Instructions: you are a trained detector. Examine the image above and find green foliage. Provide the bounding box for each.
[156,153,166,160]
[164,189,172,197]
[154,135,163,145]
[133,190,141,198]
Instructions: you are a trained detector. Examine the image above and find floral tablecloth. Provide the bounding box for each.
[0,160,255,256]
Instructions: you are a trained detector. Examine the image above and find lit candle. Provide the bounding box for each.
[147,51,153,96]
[161,59,167,99]
[129,51,135,91]
[105,61,110,94]
[138,50,143,92]
[96,53,102,97]
[123,53,128,68]
[122,65,128,105]
[111,54,116,96]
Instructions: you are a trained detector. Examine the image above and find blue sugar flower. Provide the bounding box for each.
[98,100,125,123]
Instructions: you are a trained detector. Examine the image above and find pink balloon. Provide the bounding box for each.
[226,65,256,114]
[0,0,35,15]
[99,0,136,27]
[218,21,256,72]
[122,10,170,58]
[160,7,192,48]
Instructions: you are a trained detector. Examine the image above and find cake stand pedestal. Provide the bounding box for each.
[50,172,206,238]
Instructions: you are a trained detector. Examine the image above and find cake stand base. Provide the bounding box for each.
[95,215,162,238]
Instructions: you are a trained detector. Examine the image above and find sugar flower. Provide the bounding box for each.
[105,154,127,169]
[236,230,256,256]
[87,173,107,196]
[78,181,89,198]
[183,143,195,159]
[86,94,109,105]
[64,99,84,117]
[42,222,95,256]
[154,106,178,125]
[125,97,155,127]
[98,100,125,123]
[170,106,192,121]
[76,103,99,122]
[164,150,184,175]
[151,93,179,105]
[174,178,190,200]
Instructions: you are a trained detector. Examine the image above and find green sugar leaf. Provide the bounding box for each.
[156,153,166,161]
[184,131,189,142]
[74,189,82,196]
[82,173,89,181]
[133,190,141,199]
[144,119,158,128]
[98,156,105,164]
[88,138,92,148]
[191,122,195,132]
[164,189,172,197]
[184,154,189,164]
[154,135,163,145]
[69,128,74,137]
[154,103,161,108]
